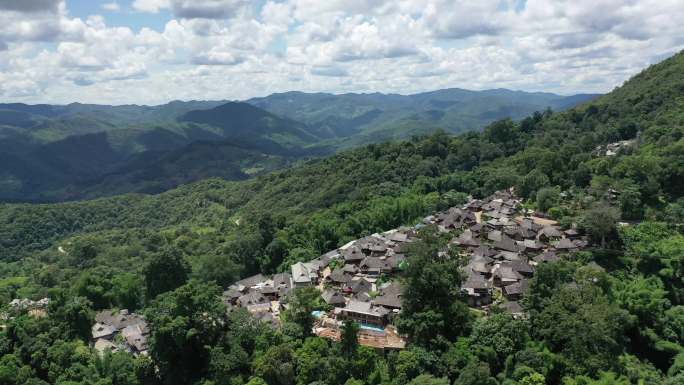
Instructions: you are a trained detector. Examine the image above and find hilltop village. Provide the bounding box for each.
[220,189,588,350]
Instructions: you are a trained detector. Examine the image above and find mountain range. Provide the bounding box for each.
[0,88,598,202]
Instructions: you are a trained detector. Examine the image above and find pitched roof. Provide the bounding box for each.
[374,282,403,309]
[238,290,268,306]
[534,251,559,263]
[327,268,351,284]
[322,290,346,305]
[462,273,491,290]
[493,236,520,252]
[538,226,562,238]
[555,238,578,250]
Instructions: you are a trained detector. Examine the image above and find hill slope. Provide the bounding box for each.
[247,88,599,148]
[0,102,318,202]
[0,88,595,202]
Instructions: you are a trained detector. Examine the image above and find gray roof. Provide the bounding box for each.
[322,290,346,305]
[493,236,520,252]
[373,282,403,309]
[555,238,578,250]
[238,290,268,306]
[348,278,372,294]
[342,245,365,262]
[534,251,559,263]
[272,272,292,288]
[327,268,351,284]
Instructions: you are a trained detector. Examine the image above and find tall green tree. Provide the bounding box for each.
[143,248,190,301]
[145,280,226,385]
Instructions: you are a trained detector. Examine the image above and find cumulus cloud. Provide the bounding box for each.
[1,0,683,104]
[102,2,121,12]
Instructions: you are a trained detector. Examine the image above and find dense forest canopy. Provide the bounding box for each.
[0,51,682,385]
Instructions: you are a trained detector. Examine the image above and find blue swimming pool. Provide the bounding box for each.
[358,323,386,334]
[311,310,325,319]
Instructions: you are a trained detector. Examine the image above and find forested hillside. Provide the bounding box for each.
[0,52,682,385]
[0,89,594,202]
[248,89,599,149]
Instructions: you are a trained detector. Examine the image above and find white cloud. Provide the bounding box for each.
[132,0,170,13]
[0,0,683,104]
[102,2,121,12]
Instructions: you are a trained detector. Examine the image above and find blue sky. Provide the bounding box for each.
[0,0,683,105]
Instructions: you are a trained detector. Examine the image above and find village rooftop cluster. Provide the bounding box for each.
[220,189,588,350]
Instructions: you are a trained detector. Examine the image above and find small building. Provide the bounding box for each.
[337,300,388,326]
[322,290,346,306]
[291,262,318,287]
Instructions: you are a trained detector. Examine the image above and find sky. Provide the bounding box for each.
[0,0,683,105]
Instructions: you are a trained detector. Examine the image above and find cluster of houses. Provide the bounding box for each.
[443,190,587,315]
[91,309,149,355]
[221,189,587,348]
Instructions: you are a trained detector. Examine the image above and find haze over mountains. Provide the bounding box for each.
[0,88,598,202]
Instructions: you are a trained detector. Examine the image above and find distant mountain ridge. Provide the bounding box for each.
[247,88,599,148]
[0,87,598,202]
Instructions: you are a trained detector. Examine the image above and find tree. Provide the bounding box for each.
[281,287,323,337]
[252,344,296,385]
[470,313,529,371]
[49,291,94,341]
[111,273,143,310]
[582,202,620,248]
[531,284,632,377]
[407,374,449,385]
[518,372,545,385]
[341,321,359,357]
[519,170,551,199]
[143,248,189,301]
[455,360,497,385]
[396,227,472,348]
[145,280,226,385]
[192,253,241,288]
[536,187,560,213]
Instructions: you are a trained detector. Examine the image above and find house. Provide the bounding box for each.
[534,251,559,263]
[291,262,318,287]
[493,265,522,286]
[92,322,117,340]
[345,278,373,294]
[487,230,503,242]
[326,268,351,285]
[232,274,267,293]
[222,288,242,305]
[337,300,388,326]
[322,290,346,306]
[472,245,497,259]
[461,273,492,307]
[342,245,366,264]
[564,228,581,239]
[343,263,360,275]
[504,279,529,301]
[238,291,268,307]
[92,309,149,355]
[359,256,389,276]
[555,238,578,251]
[122,323,149,353]
[537,226,562,241]
[385,253,407,271]
[373,282,403,310]
[272,272,292,290]
[506,260,535,277]
[519,239,544,252]
[493,236,520,253]
[454,230,481,247]
[355,292,372,302]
